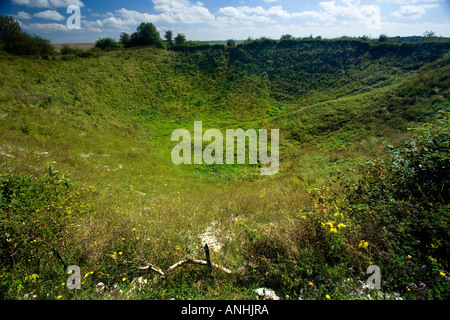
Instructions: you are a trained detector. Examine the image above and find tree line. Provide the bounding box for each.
[0,14,442,57]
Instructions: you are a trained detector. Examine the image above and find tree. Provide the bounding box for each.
[129,23,163,48]
[0,15,54,56]
[119,32,130,48]
[378,34,389,43]
[424,30,436,38]
[280,34,293,41]
[226,39,236,48]
[0,15,22,43]
[164,30,173,45]
[174,33,186,46]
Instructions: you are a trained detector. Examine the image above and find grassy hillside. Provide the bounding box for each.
[0,38,449,300]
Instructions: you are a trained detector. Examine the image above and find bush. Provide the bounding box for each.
[3,32,54,56]
[346,117,450,298]
[95,37,120,51]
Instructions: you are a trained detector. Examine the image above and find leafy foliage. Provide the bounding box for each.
[128,23,164,48]
[95,38,121,51]
[0,15,54,57]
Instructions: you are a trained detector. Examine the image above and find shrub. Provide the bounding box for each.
[347,117,450,298]
[95,37,120,51]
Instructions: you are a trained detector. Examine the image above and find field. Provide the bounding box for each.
[0,37,449,301]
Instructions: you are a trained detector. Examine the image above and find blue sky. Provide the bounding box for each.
[1,0,449,43]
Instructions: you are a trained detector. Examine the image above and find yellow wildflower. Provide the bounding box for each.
[333,212,343,219]
[326,295,331,300]
[358,240,369,249]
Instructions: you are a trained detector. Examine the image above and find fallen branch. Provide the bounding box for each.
[137,257,232,278]
[136,263,165,277]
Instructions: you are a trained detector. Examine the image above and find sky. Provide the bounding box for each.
[0,0,449,43]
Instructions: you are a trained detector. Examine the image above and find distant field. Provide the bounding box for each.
[52,43,95,52]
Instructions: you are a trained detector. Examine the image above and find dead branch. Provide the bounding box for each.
[136,264,165,277]
[137,257,232,277]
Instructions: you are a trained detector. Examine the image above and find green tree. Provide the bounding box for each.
[174,33,186,46]
[280,34,293,41]
[226,39,236,48]
[378,34,389,42]
[0,15,22,43]
[129,22,163,48]
[164,30,173,45]
[119,32,130,48]
[424,30,436,38]
[0,15,53,56]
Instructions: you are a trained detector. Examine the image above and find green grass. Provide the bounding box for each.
[1,38,449,300]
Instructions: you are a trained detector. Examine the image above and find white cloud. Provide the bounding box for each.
[152,0,215,24]
[16,11,32,19]
[390,4,439,19]
[383,0,443,4]
[12,0,51,7]
[218,6,274,23]
[216,5,329,25]
[84,0,218,32]
[319,1,381,29]
[22,22,68,31]
[34,10,65,21]
[12,0,84,8]
[48,0,84,7]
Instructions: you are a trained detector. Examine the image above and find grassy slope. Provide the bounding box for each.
[0,39,449,299]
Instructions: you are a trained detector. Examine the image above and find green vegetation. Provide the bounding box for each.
[0,16,54,57]
[120,22,164,49]
[95,38,121,51]
[0,20,449,300]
